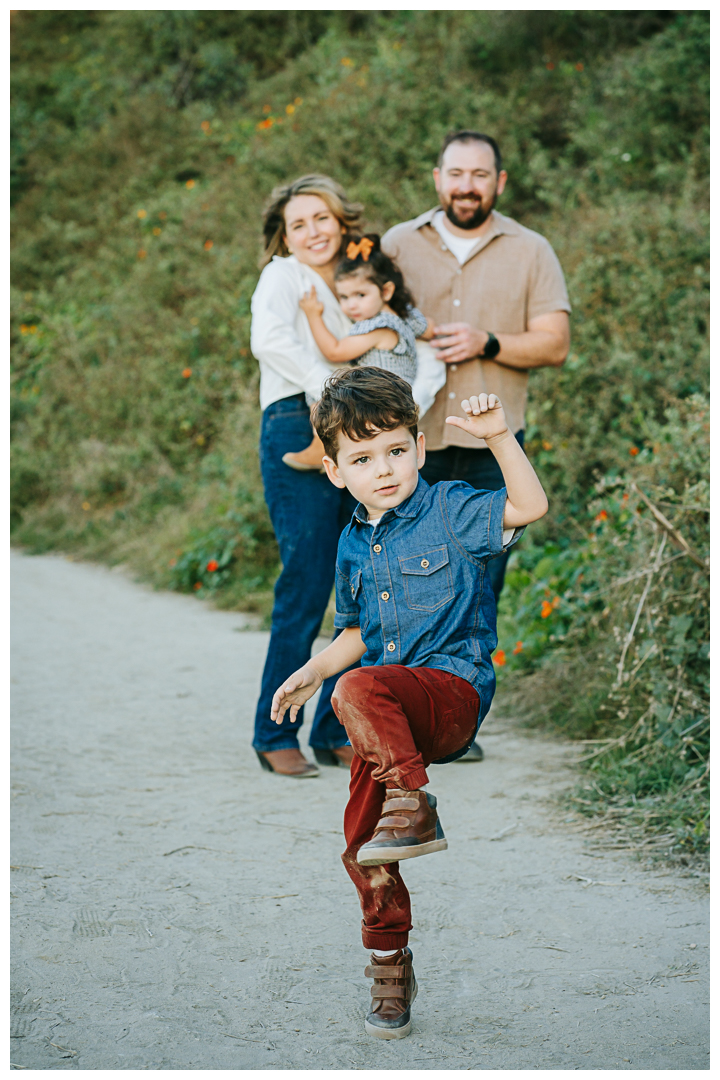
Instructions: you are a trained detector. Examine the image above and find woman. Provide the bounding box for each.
[250,175,362,776]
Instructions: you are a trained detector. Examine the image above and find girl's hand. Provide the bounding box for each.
[271,664,323,725]
[299,285,324,318]
[445,394,509,442]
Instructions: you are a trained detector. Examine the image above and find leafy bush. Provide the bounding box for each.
[496,396,709,856]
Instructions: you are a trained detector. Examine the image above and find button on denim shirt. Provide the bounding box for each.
[334,476,523,755]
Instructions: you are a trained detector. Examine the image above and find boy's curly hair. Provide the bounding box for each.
[334,234,415,319]
[312,367,419,462]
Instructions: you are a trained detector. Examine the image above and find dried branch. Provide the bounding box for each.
[614,531,667,688]
[631,483,709,573]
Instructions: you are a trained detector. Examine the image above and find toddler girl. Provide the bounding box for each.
[282,235,435,471]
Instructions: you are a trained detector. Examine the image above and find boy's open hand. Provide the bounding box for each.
[299,285,324,318]
[445,394,509,442]
[271,664,323,725]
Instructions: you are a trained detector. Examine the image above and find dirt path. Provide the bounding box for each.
[11,550,708,1070]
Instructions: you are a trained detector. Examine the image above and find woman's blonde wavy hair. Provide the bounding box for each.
[260,174,363,267]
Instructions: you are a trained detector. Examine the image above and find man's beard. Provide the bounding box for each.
[443,191,496,231]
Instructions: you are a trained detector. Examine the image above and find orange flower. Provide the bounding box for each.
[546,61,555,70]
[29,325,38,333]
[20,324,28,334]
[82,501,91,511]
[193,582,202,591]
[629,446,639,456]
[493,649,506,666]
[262,104,272,114]
[137,249,147,259]
[286,103,295,115]
[542,440,552,450]
[137,209,147,219]
[622,492,629,502]
[552,595,561,609]
[257,118,273,130]
[340,56,354,66]
[201,120,211,132]
[595,509,608,522]
[153,227,162,236]
[575,62,584,71]
[182,368,192,378]
[294,97,302,105]
[204,240,213,250]
[541,600,553,619]
[186,179,195,189]
[168,558,177,567]
[513,641,523,654]
[206,559,219,572]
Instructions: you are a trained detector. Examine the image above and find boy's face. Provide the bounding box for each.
[323,425,425,518]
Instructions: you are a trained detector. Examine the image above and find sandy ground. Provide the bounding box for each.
[10,550,709,1071]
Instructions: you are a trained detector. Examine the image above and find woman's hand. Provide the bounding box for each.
[271,664,323,725]
[299,285,324,319]
[445,394,509,443]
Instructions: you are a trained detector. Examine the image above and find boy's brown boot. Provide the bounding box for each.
[364,947,417,1039]
[357,789,447,866]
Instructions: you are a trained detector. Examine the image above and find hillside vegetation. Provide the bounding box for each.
[11,11,708,861]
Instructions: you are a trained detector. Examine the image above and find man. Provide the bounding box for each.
[382,130,570,761]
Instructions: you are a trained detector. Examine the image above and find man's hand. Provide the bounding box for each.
[271,664,323,725]
[299,285,324,319]
[430,312,570,369]
[445,394,509,442]
[431,322,488,364]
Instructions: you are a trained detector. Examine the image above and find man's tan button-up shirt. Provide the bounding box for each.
[382,208,571,450]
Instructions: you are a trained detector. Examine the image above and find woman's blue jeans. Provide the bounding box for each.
[253,394,358,753]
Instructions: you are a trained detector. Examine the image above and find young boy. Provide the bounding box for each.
[271,367,548,1040]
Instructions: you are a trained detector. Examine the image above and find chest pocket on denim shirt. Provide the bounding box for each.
[349,569,369,630]
[398,545,454,612]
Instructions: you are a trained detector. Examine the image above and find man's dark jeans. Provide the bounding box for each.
[420,430,524,603]
[253,394,357,753]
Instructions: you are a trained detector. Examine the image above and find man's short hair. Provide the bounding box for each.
[437,131,503,174]
[312,367,419,462]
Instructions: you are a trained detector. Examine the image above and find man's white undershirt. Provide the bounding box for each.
[432,210,480,266]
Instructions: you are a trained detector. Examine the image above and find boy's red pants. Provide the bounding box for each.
[331,665,480,951]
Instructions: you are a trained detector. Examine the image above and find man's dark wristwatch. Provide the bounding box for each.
[481,332,501,359]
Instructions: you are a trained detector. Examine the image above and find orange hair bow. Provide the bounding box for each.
[346,237,374,261]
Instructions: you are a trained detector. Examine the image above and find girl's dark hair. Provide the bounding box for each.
[334,234,415,319]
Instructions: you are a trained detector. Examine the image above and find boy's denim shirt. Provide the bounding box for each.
[334,476,523,757]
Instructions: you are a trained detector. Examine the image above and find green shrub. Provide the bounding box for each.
[497,396,709,855]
